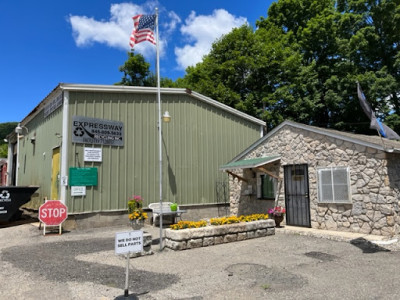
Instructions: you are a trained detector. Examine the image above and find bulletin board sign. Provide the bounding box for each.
[84,147,102,162]
[69,167,98,186]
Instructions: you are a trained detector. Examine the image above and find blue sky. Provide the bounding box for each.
[0,0,275,123]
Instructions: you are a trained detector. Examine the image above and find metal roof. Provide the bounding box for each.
[227,120,400,163]
[220,155,281,171]
[20,83,266,127]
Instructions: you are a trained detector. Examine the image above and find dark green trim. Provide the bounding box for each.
[220,155,280,171]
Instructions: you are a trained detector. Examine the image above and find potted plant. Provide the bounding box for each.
[128,195,148,230]
[268,206,286,227]
[170,202,178,211]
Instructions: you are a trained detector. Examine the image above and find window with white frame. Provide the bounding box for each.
[317,166,351,203]
[257,173,276,200]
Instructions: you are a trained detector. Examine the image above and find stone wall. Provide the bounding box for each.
[229,165,282,217]
[165,219,275,251]
[229,125,400,236]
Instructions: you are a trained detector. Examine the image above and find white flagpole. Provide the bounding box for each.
[155,8,163,250]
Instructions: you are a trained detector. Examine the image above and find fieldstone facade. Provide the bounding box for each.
[226,121,400,237]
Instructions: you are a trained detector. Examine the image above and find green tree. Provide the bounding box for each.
[0,122,17,158]
[179,0,400,134]
[0,144,7,158]
[257,0,356,130]
[262,0,400,133]
[116,51,151,86]
[179,25,263,117]
[116,51,177,88]
[340,0,400,132]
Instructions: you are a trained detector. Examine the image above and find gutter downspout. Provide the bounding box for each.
[6,142,13,186]
[60,91,69,204]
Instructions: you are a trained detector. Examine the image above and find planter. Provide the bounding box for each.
[273,215,284,227]
[130,219,145,230]
[165,219,275,251]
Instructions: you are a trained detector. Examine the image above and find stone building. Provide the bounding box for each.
[220,120,400,236]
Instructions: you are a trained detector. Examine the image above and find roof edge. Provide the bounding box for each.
[189,90,266,126]
[220,155,281,171]
[227,120,400,163]
[59,84,265,126]
[21,83,265,127]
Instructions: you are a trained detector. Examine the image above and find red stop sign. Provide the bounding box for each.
[39,200,68,226]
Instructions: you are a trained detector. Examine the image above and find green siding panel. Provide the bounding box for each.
[16,99,64,209]
[18,90,261,214]
[65,91,261,213]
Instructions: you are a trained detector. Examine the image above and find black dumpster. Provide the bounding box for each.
[0,186,39,222]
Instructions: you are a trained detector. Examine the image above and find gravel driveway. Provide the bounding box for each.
[1,221,400,300]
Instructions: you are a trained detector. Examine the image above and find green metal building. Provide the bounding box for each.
[6,84,265,226]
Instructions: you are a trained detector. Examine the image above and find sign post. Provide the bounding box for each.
[115,230,143,300]
[38,200,68,235]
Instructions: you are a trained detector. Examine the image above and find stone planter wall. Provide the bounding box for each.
[165,219,275,251]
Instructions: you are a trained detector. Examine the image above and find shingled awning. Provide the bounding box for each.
[220,155,281,171]
[220,155,281,182]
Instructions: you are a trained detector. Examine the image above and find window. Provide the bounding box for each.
[317,166,351,203]
[257,174,276,199]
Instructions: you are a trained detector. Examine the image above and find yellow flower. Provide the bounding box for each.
[169,214,268,230]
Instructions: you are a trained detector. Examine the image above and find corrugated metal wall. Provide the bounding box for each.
[17,100,64,209]
[66,91,261,213]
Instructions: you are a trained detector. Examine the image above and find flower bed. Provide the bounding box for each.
[165,219,275,251]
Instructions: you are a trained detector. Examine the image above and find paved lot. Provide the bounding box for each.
[1,221,400,300]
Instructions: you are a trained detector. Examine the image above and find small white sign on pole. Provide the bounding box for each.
[115,230,143,255]
[61,176,68,186]
[71,186,86,196]
[84,147,102,162]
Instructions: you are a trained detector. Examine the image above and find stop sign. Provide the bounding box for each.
[39,200,68,226]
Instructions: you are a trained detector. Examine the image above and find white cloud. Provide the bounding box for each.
[68,4,246,72]
[68,1,173,58]
[164,11,181,34]
[174,9,247,70]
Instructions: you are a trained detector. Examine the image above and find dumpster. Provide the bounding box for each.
[0,186,39,222]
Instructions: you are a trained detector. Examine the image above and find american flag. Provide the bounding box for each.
[357,82,400,139]
[129,14,156,48]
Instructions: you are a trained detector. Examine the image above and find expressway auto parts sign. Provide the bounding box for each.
[72,116,124,146]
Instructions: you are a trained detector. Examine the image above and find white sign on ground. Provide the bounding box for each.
[115,231,143,255]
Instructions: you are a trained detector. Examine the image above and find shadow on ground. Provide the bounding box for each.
[350,237,391,253]
[1,238,179,293]
[0,209,38,228]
